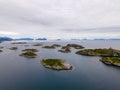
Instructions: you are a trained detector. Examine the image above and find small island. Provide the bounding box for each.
[52,44,61,47]
[33,43,43,46]
[76,48,120,57]
[58,47,71,53]
[0,50,3,52]
[22,49,38,52]
[20,51,37,58]
[9,47,18,50]
[12,42,27,44]
[42,45,55,49]
[100,57,120,67]
[67,44,84,49]
[41,59,72,70]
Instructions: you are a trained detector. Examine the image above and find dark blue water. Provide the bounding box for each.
[0,40,120,90]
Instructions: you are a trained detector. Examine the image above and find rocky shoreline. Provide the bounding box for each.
[41,59,72,70]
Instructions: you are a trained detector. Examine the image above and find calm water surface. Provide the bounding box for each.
[0,40,120,90]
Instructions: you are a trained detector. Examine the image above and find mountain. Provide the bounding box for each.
[36,38,47,40]
[14,38,34,40]
[0,37,13,41]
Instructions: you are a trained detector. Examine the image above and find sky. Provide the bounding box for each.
[0,0,120,39]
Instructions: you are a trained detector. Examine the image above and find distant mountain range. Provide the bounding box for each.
[0,36,120,41]
[36,38,47,40]
[14,38,34,40]
[0,37,13,41]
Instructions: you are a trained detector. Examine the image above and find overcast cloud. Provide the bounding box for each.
[0,0,120,39]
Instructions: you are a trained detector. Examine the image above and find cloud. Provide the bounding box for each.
[0,0,120,38]
[0,31,19,36]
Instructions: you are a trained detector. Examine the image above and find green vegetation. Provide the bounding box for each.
[42,45,55,49]
[9,47,18,50]
[33,43,42,46]
[20,51,37,58]
[76,48,120,56]
[58,47,71,53]
[100,57,120,66]
[12,42,27,44]
[41,59,64,66]
[52,44,61,47]
[22,49,38,52]
[101,57,120,63]
[0,50,2,52]
[67,44,84,49]
[41,59,72,70]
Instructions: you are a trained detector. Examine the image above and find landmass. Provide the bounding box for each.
[76,48,120,56]
[41,59,72,70]
[9,47,18,50]
[22,49,38,52]
[100,57,120,67]
[20,51,37,58]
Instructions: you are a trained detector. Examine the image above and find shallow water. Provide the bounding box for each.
[0,40,120,90]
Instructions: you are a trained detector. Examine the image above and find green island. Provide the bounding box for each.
[58,47,71,53]
[52,44,61,47]
[9,47,18,50]
[76,48,120,67]
[33,43,43,46]
[67,44,84,49]
[100,57,120,67]
[20,51,37,58]
[41,59,72,70]
[12,42,27,44]
[42,44,61,49]
[42,45,55,49]
[22,49,38,52]
[0,50,3,52]
[58,44,84,53]
[76,48,120,56]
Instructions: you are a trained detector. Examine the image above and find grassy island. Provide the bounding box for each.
[67,44,84,49]
[41,59,72,70]
[0,50,2,52]
[22,49,38,52]
[58,47,71,53]
[33,43,42,46]
[76,48,120,57]
[42,45,55,49]
[100,57,120,67]
[52,44,61,47]
[9,47,18,50]
[12,42,27,44]
[20,51,37,58]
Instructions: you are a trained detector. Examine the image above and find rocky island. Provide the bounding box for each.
[41,59,72,70]
[100,57,120,67]
[76,48,120,67]
[67,44,84,49]
[22,49,38,52]
[33,43,43,46]
[20,51,37,58]
[76,48,120,57]
[58,46,71,53]
[0,50,3,52]
[42,44,61,49]
[9,47,18,50]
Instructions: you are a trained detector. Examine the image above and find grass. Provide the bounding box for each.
[20,51,37,58]
[41,59,64,66]
[102,57,120,63]
[76,48,120,56]
[22,49,38,52]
